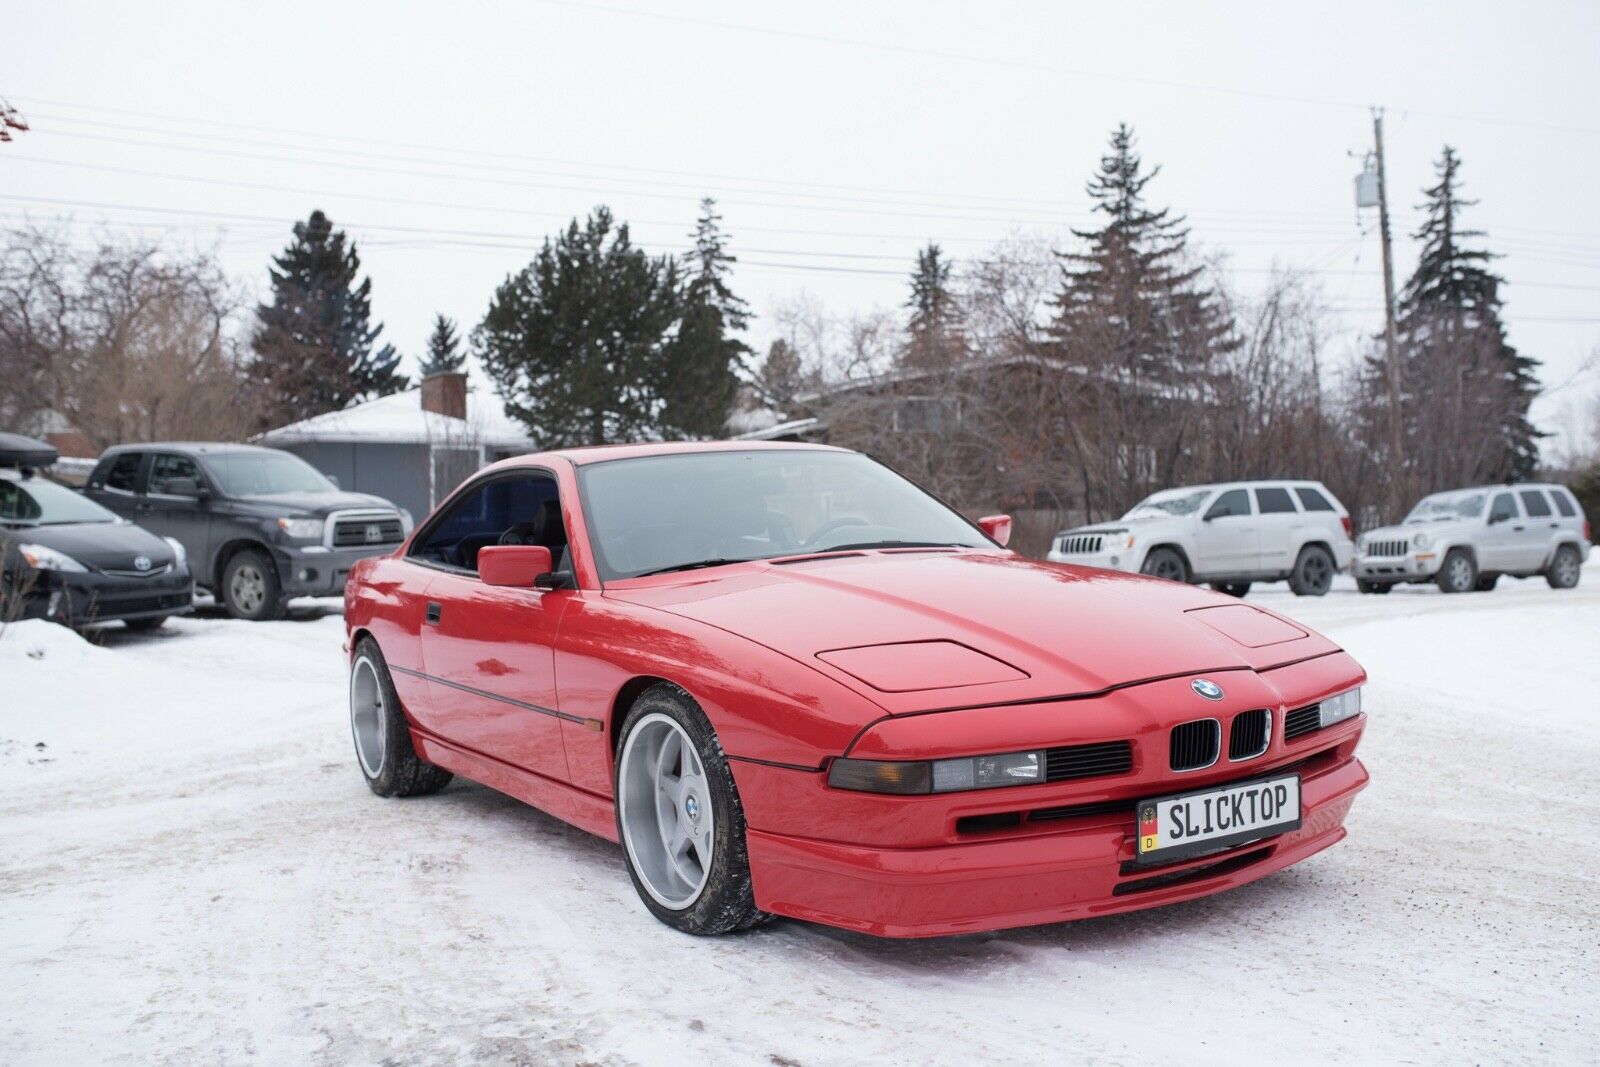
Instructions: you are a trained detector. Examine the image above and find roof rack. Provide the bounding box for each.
[0,432,60,474]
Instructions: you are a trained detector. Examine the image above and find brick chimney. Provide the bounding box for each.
[420,371,467,421]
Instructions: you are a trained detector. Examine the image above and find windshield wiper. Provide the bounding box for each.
[636,558,751,577]
[813,540,967,553]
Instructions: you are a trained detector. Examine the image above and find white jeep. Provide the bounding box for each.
[1353,483,1591,594]
[1046,480,1355,597]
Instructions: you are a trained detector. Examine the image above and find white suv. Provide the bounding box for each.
[1353,483,1591,594]
[1047,480,1355,597]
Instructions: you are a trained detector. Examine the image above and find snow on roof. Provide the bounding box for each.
[254,388,536,447]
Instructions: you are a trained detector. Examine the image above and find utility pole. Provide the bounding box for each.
[1372,107,1404,487]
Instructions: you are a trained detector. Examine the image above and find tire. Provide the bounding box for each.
[1546,544,1582,590]
[1140,547,1190,584]
[1473,574,1500,592]
[1209,582,1251,598]
[349,636,453,798]
[614,683,768,936]
[222,548,285,620]
[1436,548,1477,594]
[1356,580,1392,595]
[124,615,167,631]
[1288,545,1335,596]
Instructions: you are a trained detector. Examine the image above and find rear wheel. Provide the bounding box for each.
[1356,580,1392,595]
[1288,545,1335,596]
[222,548,284,620]
[1546,544,1582,589]
[349,636,452,797]
[1140,547,1190,584]
[1209,582,1250,598]
[1436,549,1477,594]
[615,683,767,936]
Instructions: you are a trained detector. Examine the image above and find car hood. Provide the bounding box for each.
[227,491,398,517]
[1361,520,1474,543]
[5,520,177,573]
[609,550,1340,714]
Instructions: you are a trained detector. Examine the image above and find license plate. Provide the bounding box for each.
[1134,773,1301,866]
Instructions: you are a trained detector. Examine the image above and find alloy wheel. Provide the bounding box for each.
[230,564,265,614]
[1445,555,1473,592]
[349,655,387,778]
[618,713,714,910]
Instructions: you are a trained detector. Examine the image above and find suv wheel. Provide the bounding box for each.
[1436,549,1477,594]
[1288,545,1334,596]
[1546,544,1582,590]
[1140,547,1190,584]
[223,548,285,620]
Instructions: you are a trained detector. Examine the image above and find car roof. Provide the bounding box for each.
[1429,483,1570,495]
[506,440,851,468]
[98,441,278,457]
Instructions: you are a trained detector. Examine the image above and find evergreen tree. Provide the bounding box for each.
[755,338,807,409]
[1370,146,1542,485]
[476,207,683,447]
[250,210,405,427]
[901,242,964,370]
[659,198,749,437]
[419,313,464,376]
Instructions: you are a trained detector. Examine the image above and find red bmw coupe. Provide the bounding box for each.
[344,442,1369,937]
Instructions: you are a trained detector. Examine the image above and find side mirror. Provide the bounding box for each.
[479,544,553,588]
[327,474,341,489]
[165,476,206,499]
[1488,513,1507,526]
[978,514,1012,547]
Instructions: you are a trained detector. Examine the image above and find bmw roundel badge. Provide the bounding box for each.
[1191,678,1224,701]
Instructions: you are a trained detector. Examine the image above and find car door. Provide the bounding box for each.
[1478,491,1523,571]
[140,452,213,565]
[1515,488,1559,571]
[1252,485,1302,574]
[412,471,575,781]
[1193,488,1257,576]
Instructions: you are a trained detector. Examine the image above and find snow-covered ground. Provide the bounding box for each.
[3,567,1598,1065]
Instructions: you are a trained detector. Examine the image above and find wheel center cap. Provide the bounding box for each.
[684,795,699,820]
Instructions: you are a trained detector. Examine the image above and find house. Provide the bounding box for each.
[254,372,535,521]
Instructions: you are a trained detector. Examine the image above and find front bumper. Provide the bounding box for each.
[1045,547,1140,572]
[731,656,1369,937]
[1352,552,1439,581]
[274,544,399,596]
[19,567,195,626]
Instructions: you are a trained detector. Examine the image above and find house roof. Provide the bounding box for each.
[254,388,536,448]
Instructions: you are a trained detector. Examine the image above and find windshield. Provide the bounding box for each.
[578,450,992,580]
[203,452,334,496]
[0,476,121,526]
[1404,491,1486,523]
[1123,489,1211,519]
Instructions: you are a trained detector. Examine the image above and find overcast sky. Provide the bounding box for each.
[6,0,1598,450]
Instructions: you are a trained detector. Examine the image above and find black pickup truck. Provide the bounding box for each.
[84,443,410,620]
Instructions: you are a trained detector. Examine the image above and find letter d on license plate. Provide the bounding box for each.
[1135,773,1301,866]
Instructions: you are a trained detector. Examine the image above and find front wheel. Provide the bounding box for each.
[1288,545,1335,596]
[349,636,453,797]
[615,684,768,936]
[223,548,285,620]
[1140,547,1190,584]
[1546,544,1582,589]
[1436,549,1477,594]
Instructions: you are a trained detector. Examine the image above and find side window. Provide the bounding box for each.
[1519,489,1552,518]
[1294,486,1335,512]
[103,452,144,493]
[1205,489,1252,520]
[1255,486,1296,514]
[411,474,564,573]
[1489,493,1518,524]
[1550,490,1578,518]
[148,453,201,495]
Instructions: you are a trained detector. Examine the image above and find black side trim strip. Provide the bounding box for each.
[392,664,603,731]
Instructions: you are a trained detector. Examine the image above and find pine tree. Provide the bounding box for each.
[658,198,750,438]
[477,207,683,447]
[250,210,405,427]
[1046,124,1238,511]
[1373,146,1542,486]
[902,242,964,370]
[419,313,464,376]
[755,338,807,409]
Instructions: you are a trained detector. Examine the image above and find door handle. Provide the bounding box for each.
[1512,525,1524,532]
[425,601,442,625]
[1550,522,1560,529]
